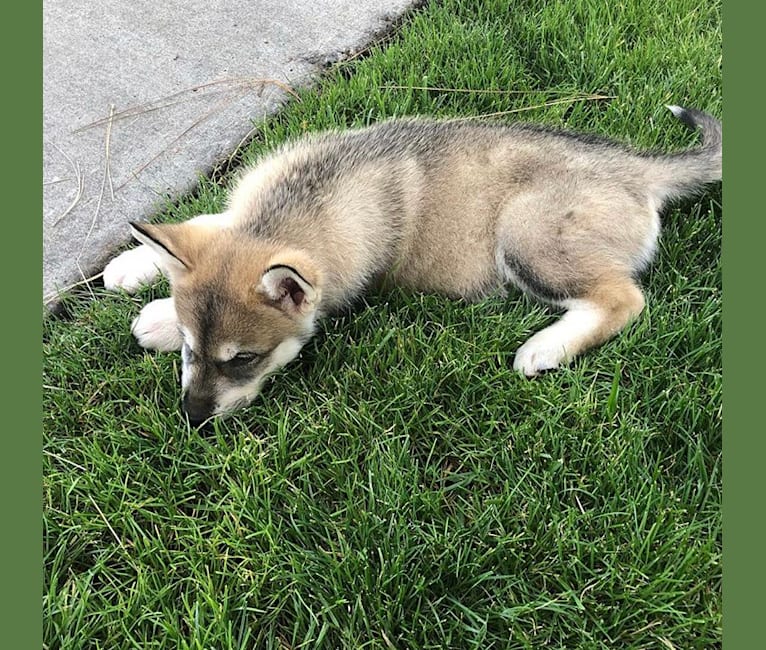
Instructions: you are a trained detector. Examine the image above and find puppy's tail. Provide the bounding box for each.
[649,105,722,207]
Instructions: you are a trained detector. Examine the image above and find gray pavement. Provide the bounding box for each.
[43,0,418,305]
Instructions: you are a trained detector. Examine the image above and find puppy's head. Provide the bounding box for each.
[131,221,321,424]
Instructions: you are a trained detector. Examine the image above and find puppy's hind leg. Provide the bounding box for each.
[513,276,646,376]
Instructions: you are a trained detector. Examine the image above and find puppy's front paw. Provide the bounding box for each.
[513,332,567,377]
[131,298,182,352]
[103,245,162,293]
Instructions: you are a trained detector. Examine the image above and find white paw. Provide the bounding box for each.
[131,298,182,351]
[513,331,568,377]
[103,245,163,293]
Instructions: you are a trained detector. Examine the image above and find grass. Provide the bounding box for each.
[43,0,722,647]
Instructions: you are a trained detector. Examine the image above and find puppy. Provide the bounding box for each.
[103,106,722,423]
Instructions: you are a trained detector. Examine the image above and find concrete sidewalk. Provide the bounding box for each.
[43,0,418,305]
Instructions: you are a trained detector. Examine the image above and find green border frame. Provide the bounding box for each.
[722,2,758,649]
[5,2,42,648]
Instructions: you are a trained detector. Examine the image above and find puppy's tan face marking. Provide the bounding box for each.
[131,222,320,422]
[173,272,316,423]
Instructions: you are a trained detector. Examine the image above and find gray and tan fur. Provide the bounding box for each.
[103,106,722,424]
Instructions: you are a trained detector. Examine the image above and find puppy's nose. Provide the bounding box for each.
[182,393,214,426]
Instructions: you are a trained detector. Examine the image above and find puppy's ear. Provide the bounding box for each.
[129,222,194,277]
[258,264,317,314]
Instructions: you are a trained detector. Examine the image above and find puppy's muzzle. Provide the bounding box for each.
[182,393,214,426]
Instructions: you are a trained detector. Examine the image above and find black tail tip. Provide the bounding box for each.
[666,104,721,136]
[666,105,698,131]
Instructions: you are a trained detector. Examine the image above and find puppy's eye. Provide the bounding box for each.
[228,352,259,367]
